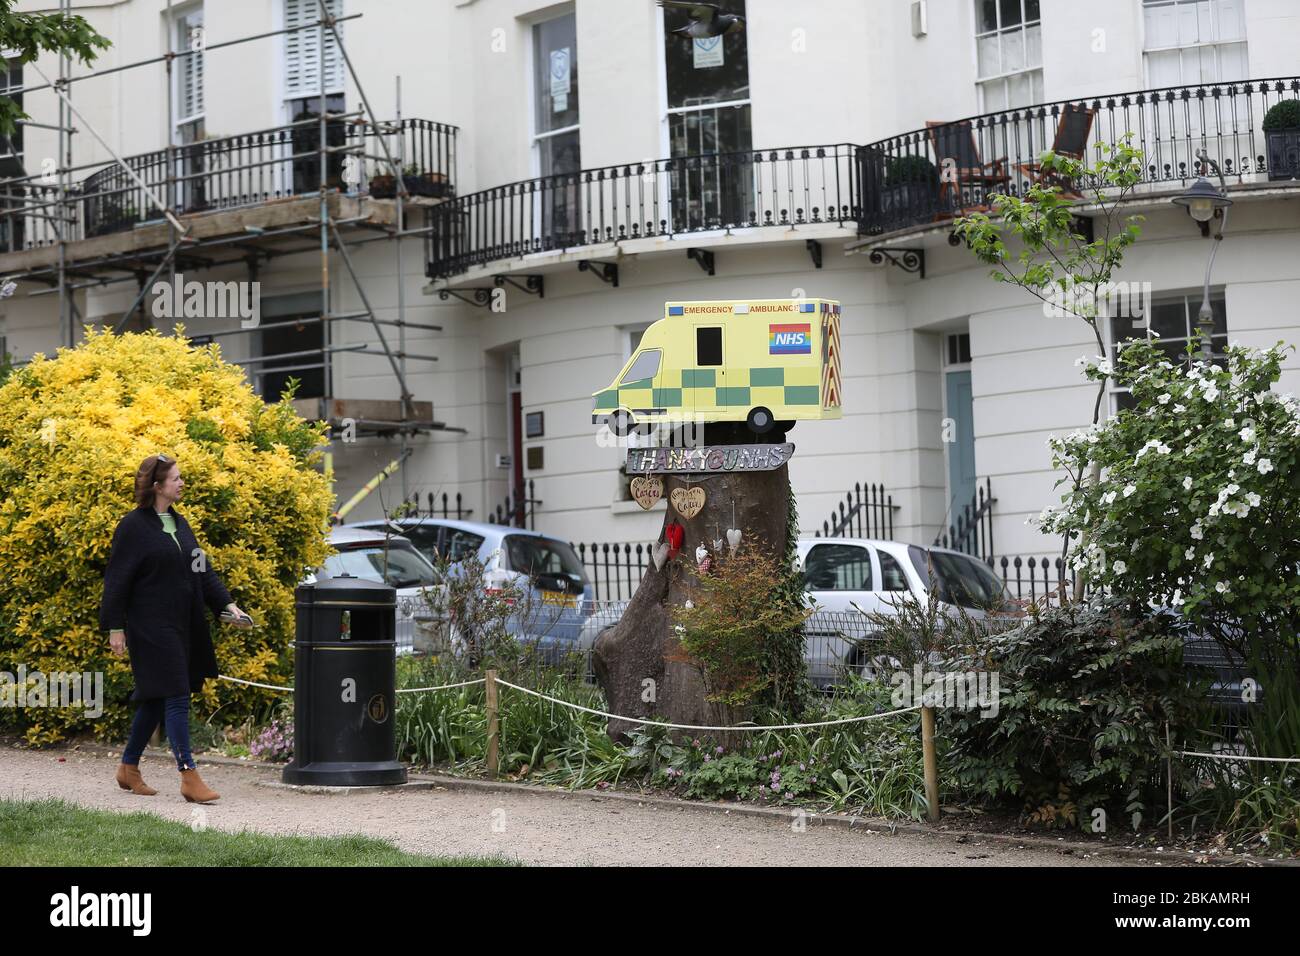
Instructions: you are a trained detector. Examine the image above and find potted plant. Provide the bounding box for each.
[881,154,941,218]
[1263,99,1300,181]
[370,163,450,199]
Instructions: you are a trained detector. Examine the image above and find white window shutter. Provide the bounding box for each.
[174,9,203,121]
[285,0,344,98]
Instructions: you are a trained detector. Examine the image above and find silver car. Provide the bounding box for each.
[577,539,1011,688]
[344,518,594,663]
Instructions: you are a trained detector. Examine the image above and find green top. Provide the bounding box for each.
[158,510,181,552]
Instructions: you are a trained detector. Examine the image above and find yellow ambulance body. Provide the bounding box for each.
[592,298,843,434]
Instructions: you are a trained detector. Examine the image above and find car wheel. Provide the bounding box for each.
[746,406,775,435]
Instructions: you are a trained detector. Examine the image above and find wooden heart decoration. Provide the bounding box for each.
[652,541,670,570]
[630,475,663,511]
[670,486,706,519]
[726,528,742,554]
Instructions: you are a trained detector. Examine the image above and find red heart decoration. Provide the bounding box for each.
[664,521,685,559]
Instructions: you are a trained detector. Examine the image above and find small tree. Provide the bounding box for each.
[954,140,1147,588]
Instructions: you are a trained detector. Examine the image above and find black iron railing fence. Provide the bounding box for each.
[936,478,996,560]
[487,479,541,530]
[0,116,457,251]
[572,542,657,602]
[401,490,472,522]
[425,143,861,278]
[992,553,1080,604]
[813,481,897,540]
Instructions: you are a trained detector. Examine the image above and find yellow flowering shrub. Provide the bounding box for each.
[0,326,333,744]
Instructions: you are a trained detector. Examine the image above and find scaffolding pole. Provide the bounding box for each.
[0,2,453,460]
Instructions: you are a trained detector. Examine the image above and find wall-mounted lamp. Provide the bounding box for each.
[1172,150,1231,358]
[1172,176,1231,237]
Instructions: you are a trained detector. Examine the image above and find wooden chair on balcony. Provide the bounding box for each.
[925,120,1012,218]
[1013,103,1097,198]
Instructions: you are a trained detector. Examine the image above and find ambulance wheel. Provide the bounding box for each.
[776,420,795,435]
[746,406,776,435]
[610,410,633,436]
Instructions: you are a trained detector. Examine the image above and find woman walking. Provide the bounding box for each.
[100,453,250,803]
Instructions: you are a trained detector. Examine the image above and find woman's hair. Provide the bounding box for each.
[134,454,176,509]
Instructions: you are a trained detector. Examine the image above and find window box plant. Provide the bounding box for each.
[369,163,451,199]
[1263,99,1300,182]
[881,154,943,219]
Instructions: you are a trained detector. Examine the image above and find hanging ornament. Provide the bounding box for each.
[664,520,685,560]
[629,475,663,510]
[711,524,724,555]
[670,486,706,519]
[684,599,694,610]
[695,543,712,574]
[652,541,670,571]
[726,501,742,554]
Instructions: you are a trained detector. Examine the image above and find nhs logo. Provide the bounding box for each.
[769,323,811,355]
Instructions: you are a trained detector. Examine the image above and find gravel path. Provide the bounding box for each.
[1,745,1141,867]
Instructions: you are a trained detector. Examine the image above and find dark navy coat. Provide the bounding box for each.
[99,505,233,701]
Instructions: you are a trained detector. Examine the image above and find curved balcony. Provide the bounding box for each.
[858,76,1300,238]
[424,144,862,279]
[425,77,1300,280]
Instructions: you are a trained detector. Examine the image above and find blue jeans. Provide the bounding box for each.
[122,695,195,771]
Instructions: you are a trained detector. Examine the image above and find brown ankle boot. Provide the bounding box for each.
[179,767,220,804]
[115,762,158,796]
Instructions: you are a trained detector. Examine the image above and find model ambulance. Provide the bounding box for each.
[592,298,843,435]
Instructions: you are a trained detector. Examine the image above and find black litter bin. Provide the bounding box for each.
[282,573,408,786]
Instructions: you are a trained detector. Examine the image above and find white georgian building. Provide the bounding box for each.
[1,0,1298,580]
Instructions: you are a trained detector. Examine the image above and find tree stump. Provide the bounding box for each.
[592,425,793,743]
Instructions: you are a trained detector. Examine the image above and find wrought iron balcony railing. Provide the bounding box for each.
[425,77,1299,279]
[0,116,457,252]
[858,76,1300,237]
[424,143,861,278]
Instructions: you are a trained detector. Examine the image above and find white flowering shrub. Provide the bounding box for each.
[1037,338,1299,650]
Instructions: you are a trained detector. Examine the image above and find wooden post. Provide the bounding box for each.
[921,705,940,823]
[1166,721,1174,842]
[485,668,499,778]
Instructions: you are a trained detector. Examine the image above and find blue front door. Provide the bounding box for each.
[945,369,976,517]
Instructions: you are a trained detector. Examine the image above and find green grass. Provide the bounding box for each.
[0,798,520,867]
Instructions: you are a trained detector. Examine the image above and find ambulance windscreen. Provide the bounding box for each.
[621,349,661,384]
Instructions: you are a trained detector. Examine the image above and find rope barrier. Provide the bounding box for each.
[1173,749,1300,765]
[219,672,916,732]
[396,678,486,694]
[218,675,293,692]
[494,678,921,731]
[215,673,1299,761]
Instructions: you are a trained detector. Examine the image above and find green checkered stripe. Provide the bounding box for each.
[595,366,821,412]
